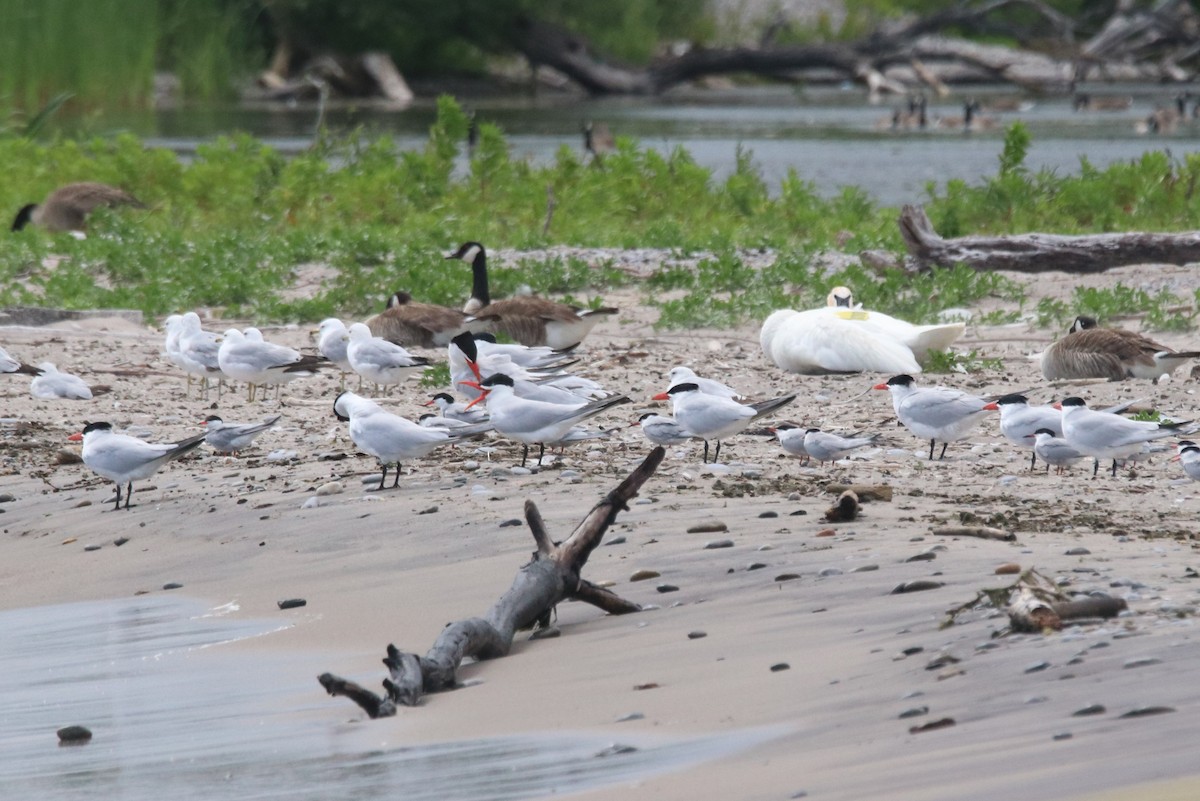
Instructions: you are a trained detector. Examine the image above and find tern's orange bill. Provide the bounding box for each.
[871,383,888,390]
[67,432,82,442]
[981,402,999,411]
[651,392,669,401]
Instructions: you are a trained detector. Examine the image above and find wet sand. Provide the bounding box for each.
[2,259,1199,800]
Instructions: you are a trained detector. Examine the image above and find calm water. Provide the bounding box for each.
[0,596,780,800]
[79,86,1200,205]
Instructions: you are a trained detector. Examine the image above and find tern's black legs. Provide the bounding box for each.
[520,444,529,468]
[111,481,133,510]
[713,441,722,463]
[702,440,710,463]
[392,465,401,488]
[1030,451,1037,471]
[370,465,389,491]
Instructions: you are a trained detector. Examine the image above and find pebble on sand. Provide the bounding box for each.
[704,539,734,549]
[891,580,945,594]
[687,521,728,534]
[995,562,1021,575]
[630,569,661,582]
[769,662,790,672]
[687,631,707,639]
[315,481,344,496]
[162,582,183,590]
[278,598,307,610]
[57,725,92,745]
[656,584,680,593]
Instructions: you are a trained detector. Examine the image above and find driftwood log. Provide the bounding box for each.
[1007,586,1128,632]
[898,204,1200,273]
[931,524,1016,542]
[318,446,665,718]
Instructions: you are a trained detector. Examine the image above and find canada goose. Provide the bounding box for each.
[583,120,614,159]
[1041,316,1200,382]
[886,95,927,131]
[933,100,995,132]
[445,241,619,349]
[12,181,143,237]
[364,290,472,349]
[1072,93,1133,112]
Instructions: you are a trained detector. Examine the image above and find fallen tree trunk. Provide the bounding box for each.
[898,204,1200,273]
[318,446,665,718]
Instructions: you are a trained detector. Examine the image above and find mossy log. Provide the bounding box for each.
[318,447,665,718]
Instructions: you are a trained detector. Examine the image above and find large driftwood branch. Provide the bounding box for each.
[318,447,666,718]
[898,204,1200,274]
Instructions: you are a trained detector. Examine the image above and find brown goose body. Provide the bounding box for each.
[1041,316,1200,382]
[365,291,471,349]
[12,182,143,235]
[446,242,618,349]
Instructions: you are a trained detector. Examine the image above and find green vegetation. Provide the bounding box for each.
[1,98,1198,342]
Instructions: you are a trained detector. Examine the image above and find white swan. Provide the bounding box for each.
[759,286,965,375]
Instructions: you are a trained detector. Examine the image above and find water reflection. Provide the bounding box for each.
[0,597,780,800]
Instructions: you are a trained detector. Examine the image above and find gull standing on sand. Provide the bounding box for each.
[69,422,208,510]
[873,374,994,460]
[30,363,92,400]
[654,383,796,463]
[172,313,224,399]
[346,322,431,394]
[317,318,355,388]
[218,328,324,402]
[334,391,492,489]
[202,414,281,454]
[1056,396,1190,477]
[463,373,631,467]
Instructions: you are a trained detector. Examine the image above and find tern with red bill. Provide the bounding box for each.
[463,373,631,467]
[333,391,492,489]
[1056,397,1191,477]
[1172,444,1200,481]
[653,383,796,463]
[873,374,993,460]
[69,422,207,510]
[202,414,281,454]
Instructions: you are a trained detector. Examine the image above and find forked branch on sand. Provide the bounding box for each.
[318,446,665,718]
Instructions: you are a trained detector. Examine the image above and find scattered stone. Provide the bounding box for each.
[906,552,936,562]
[418,505,438,515]
[57,725,92,745]
[818,567,843,577]
[995,562,1021,575]
[704,539,734,549]
[1025,661,1051,674]
[605,535,627,546]
[1119,706,1175,719]
[113,537,129,546]
[594,743,638,758]
[54,449,83,465]
[61,537,77,545]
[0,493,14,503]
[774,573,801,582]
[277,598,306,610]
[84,544,101,552]
[615,712,643,722]
[687,631,707,640]
[1065,547,1091,556]
[925,654,960,671]
[891,580,945,594]
[789,510,808,516]
[510,466,532,476]
[630,569,660,582]
[687,521,728,534]
[898,706,928,719]
[814,528,836,537]
[825,483,892,502]
[315,481,344,496]
[1052,732,1073,741]
[1123,657,1163,669]
[530,626,560,640]
[1072,704,1106,717]
[162,582,183,590]
[769,662,790,672]
[633,682,659,691]
[747,562,767,571]
[301,496,321,509]
[73,500,92,508]
[851,564,879,573]
[266,449,298,462]
[909,717,955,734]
[758,511,778,519]
[656,584,680,593]
[498,518,522,528]
[900,646,924,656]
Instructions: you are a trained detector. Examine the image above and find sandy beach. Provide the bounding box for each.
[2,258,1200,800]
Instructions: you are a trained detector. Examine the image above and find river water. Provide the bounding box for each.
[0,596,780,801]
[82,86,1199,205]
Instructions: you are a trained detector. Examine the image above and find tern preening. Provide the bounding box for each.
[446,241,618,349]
[1056,397,1191,477]
[202,414,281,454]
[333,391,492,488]
[874,374,994,460]
[654,382,796,463]
[0,346,41,376]
[70,422,207,510]
[1041,316,1200,382]
[464,373,631,467]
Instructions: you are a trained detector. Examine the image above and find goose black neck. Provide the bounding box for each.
[469,248,491,306]
[12,204,36,232]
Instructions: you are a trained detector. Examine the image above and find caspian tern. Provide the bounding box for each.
[30,363,92,400]
[1027,428,1085,475]
[770,423,810,464]
[1,346,41,376]
[654,382,796,463]
[446,241,618,348]
[317,318,355,388]
[802,428,879,465]
[873,374,994,460]
[69,422,207,510]
[218,328,324,402]
[333,391,492,488]
[202,414,281,454]
[1041,316,1200,382]
[450,332,604,402]
[346,322,431,393]
[464,373,631,466]
[425,392,490,425]
[1173,444,1200,481]
[666,366,743,400]
[986,394,1063,470]
[632,412,695,447]
[1056,396,1191,477]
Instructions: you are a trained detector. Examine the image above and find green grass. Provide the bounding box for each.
[1,99,1199,333]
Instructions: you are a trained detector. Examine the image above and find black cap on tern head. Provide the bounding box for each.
[1182,445,1200,455]
[637,412,656,422]
[773,422,799,431]
[805,427,821,434]
[450,332,478,362]
[332,391,352,422]
[81,421,112,435]
[474,332,497,344]
[480,373,514,388]
[431,392,454,403]
[887,374,915,387]
[1033,427,1057,436]
[204,415,223,423]
[667,382,700,395]
[1060,397,1087,408]
[996,394,1029,406]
